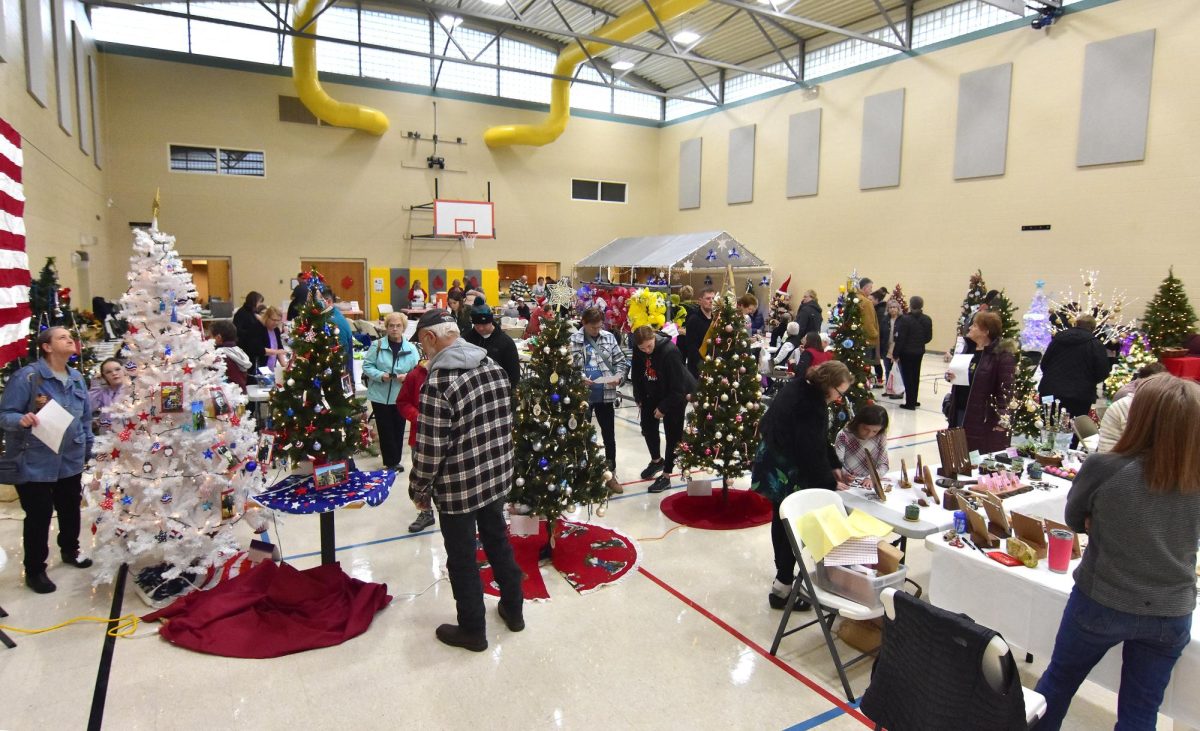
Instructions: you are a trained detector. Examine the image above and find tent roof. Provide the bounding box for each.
[575,231,767,270]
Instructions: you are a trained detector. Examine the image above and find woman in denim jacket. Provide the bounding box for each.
[0,327,95,593]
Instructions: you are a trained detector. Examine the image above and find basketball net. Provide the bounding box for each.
[460,231,477,249]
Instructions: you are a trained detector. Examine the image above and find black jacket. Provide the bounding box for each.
[794,300,823,338]
[681,307,713,377]
[631,336,691,413]
[464,327,521,387]
[233,306,260,344]
[759,378,841,490]
[1038,327,1112,404]
[892,310,933,357]
[240,317,284,370]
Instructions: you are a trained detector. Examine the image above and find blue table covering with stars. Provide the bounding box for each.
[253,469,394,514]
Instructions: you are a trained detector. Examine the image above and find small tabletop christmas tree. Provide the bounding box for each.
[828,279,875,440]
[889,284,909,314]
[678,287,763,490]
[510,287,609,529]
[83,227,268,585]
[1020,280,1052,353]
[268,274,371,469]
[1142,267,1197,356]
[1104,332,1157,398]
[957,270,990,336]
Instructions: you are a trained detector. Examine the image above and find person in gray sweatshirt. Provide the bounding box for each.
[1035,373,1200,730]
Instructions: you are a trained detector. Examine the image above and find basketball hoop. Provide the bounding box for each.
[459,230,477,249]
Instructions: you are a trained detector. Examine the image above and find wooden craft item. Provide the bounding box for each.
[942,487,961,511]
[1044,518,1082,559]
[899,459,911,488]
[937,430,957,478]
[1011,512,1048,559]
[953,429,972,474]
[978,492,1011,538]
[921,465,938,500]
[865,450,887,501]
[956,495,999,548]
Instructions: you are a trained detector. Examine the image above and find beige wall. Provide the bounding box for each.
[1,0,112,309]
[658,0,1200,345]
[98,55,663,308]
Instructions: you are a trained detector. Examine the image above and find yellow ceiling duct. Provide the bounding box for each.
[484,0,707,148]
[292,0,390,135]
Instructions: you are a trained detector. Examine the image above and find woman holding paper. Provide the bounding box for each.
[752,360,853,610]
[0,327,94,594]
[944,311,1015,453]
[1035,374,1200,729]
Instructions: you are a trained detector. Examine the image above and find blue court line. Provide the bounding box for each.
[782,699,862,731]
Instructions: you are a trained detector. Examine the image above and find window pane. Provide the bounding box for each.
[613,88,660,120]
[91,6,189,52]
[191,20,283,65]
[313,7,360,77]
[500,39,555,103]
[170,145,218,173]
[220,149,265,176]
[571,179,599,200]
[361,10,430,85]
[571,65,611,113]
[599,181,626,202]
[432,26,497,94]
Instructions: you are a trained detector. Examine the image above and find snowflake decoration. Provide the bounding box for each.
[682,260,694,274]
[546,282,575,311]
[705,249,717,262]
[728,247,740,259]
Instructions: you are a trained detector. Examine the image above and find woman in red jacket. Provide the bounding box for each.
[395,361,430,532]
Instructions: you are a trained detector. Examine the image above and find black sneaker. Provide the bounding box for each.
[408,510,435,533]
[62,553,93,568]
[769,591,812,611]
[640,460,665,480]
[26,571,56,594]
[435,623,487,652]
[647,476,672,493]
[388,464,406,474]
[498,603,525,632]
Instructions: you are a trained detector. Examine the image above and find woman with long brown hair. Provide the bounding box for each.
[1035,373,1200,729]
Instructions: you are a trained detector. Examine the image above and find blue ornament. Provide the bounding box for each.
[287,408,294,416]
[202,501,213,510]
[121,495,133,505]
[39,324,48,331]
[760,276,770,287]
[538,457,549,469]
[161,494,172,503]
[842,339,854,348]
[838,411,848,421]
[324,325,332,335]
[705,249,717,262]
[345,416,353,424]
[313,378,322,388]
[550,393,561,404]
[245,460,258,473]
[203,448,214,460]
[165,345,172,356]
[728,247,740,259]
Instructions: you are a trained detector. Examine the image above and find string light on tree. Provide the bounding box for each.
[1141,267,1197,356]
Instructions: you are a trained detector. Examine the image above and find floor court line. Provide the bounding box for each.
[638,566,874,728]
[782,703,859,731]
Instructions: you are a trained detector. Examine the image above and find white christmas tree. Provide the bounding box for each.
[83,227,269,584]
[1020,280,1052,353]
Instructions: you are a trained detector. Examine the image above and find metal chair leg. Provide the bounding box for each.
[0,605,15,648]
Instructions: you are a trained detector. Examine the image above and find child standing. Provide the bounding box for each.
[834,405,890,480]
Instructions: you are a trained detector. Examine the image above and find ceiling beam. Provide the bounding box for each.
[707,0,908,52]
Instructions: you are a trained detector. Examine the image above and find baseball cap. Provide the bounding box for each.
[411,308,458,342]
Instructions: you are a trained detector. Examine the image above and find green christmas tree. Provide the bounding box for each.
[17,258,90,365]
[678,288,763,487]
[268,275,370,467]
[991,290,1021,343]
[1142,267,1198,356]
[828,279,875,441]
[889,283,909,314]
[1104,332,1157,398]
[958,270,990,336]
[509,310,608,522]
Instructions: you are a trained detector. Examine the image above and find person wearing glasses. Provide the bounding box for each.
[751,360,853,611]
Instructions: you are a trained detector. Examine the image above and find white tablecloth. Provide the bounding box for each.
[927,532,1200,728]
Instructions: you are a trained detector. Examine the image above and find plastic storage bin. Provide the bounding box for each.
[814,562,907,609]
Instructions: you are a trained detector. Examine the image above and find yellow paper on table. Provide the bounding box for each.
[794,505,893,563]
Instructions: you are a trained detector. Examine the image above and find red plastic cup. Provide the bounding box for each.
[1047,528,1074,573]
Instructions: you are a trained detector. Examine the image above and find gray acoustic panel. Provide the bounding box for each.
[954,63,1011,180]
[0,0,9,62]
[678,137,702,210]
[88,53,101,168]
[51,0,73,135]
[786,109,821,198]
[1077,29,1156,167]
[727,124,756,205]
[72,21,92,155]
[860,88,905,190]
[22,0,50,106]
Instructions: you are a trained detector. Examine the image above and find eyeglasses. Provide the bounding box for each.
[836,385,851,397]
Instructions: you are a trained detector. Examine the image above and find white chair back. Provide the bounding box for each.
[377,303,394,319]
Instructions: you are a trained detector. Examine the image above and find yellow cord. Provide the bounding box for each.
[0,614,141,638]
[637,525,683,542]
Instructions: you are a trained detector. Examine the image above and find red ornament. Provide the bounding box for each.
[230,414,241,426]
[100,497,114,511]
[128,325,139,334]
[182,363,193,374]
[110,448,121,459]
[118,430,132,442]
[138,411,150,421]
[305,425,316,434]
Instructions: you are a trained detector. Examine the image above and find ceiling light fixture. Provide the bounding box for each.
[611,60,635,71]
[480,0,506,5]
[440,14,464,27]
[672,30,701,45]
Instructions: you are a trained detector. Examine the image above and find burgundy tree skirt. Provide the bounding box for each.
[659,488,773,530]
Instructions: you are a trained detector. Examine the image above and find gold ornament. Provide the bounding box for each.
[549,372,559,384]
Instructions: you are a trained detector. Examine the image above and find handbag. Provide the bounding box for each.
[0,368,43,485]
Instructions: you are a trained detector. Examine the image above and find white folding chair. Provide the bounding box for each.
[1073,415,1100,453]
[769,490,884,702]
[376,303,394,319]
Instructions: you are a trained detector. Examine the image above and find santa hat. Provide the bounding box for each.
[776,275,792,295]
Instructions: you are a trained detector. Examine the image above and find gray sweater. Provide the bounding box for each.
[1066,453,1200,617]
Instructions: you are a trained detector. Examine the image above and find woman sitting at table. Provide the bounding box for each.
[241,306,288,372]
[752,360,852,611]
[944,311,1015,453]
[834,404,889,481]
[1035,373,1200,730]
[793,332,831,377]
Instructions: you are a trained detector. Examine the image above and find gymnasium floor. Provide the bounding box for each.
[0,357,1165,729]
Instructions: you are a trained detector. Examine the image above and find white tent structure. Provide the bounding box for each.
[575,231,768,277]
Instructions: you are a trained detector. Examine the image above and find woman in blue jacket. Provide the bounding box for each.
[0,327,95,593]
[362,313,419,471]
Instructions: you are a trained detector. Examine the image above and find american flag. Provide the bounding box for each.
[0,117,30,369]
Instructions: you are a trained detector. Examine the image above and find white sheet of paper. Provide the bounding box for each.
[31,398,75,454]
[592,375,621,385]
[948,353,973,384]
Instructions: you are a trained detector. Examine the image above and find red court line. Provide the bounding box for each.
[638,566,873,727]
[889,428,940,441]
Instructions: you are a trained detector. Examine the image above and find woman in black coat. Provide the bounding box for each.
[752,360,852,610]
[233,291,265,344]
[794,290,823,338]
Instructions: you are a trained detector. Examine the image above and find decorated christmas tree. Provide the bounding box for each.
[83,227,269,585]
[828,279,875,440]
[268,275,371,467]
[1141,267,1197,356]
[990,290,1021,343]
[509,293,609,522]
[1104,332,1157,398]
[678,288,762,487]
[958,270,989,336]
[889,283,909,314]
[4,257,92,372]
[1020,280,1052,353]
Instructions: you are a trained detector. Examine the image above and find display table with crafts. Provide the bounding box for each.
[926,532,1200,730]
[253,468,394,565]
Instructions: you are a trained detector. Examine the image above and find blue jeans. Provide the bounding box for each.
[1035,588,1192,730]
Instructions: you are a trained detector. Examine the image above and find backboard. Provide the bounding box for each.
[433,199,495,238]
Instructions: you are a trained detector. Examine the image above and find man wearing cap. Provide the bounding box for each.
[464,302,521,387]
[409,309,524,651]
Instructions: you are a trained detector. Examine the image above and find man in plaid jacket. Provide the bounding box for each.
[409,309,524,651]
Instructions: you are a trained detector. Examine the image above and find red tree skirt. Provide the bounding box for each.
[482,518,641,599]
[478,521,550,601]
[659,488,773,530]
